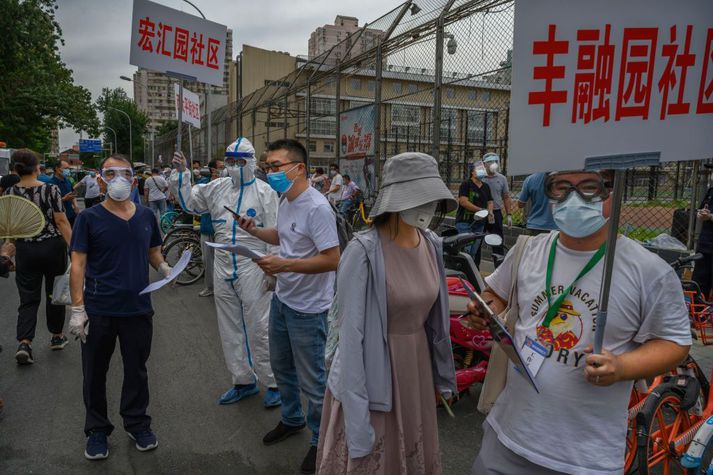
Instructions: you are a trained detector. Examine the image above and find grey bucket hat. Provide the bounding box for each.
[369,152,457,219]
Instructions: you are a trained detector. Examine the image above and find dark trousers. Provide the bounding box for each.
[15,237,67,342]
[84,196,101,208]
[693,251,713,299]
[81,314,153,436]
[486,209,505,256]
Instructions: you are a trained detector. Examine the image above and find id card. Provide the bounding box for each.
[521,337,548,378]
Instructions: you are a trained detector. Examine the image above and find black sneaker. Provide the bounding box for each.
[300,445,317,474]
[50,335,68,350]
[262,421,306,446]
[15,342,34,365]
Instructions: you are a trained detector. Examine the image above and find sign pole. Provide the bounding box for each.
[177,80,184,153]
[188,124,193,162]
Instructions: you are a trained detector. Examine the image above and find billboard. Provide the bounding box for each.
[508,0,713,174]
[174,84,201,128]
[129,0,227,86]
[339,104,377,197]
[79,139,102,153]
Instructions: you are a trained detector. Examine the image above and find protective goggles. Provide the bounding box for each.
[545,176,611,203]
[100,167,134,181]
[224,157,247,167]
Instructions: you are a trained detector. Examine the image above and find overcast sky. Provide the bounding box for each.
[55,0,395,150]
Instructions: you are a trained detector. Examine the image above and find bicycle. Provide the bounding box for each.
[160,210,179,234]
[161,223,200,253]
[161,233,204,285]
[350,200,372,231]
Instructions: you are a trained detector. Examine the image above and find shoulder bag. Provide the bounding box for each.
[477,234,531,414]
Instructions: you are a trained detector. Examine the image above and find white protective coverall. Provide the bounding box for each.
[169,138,278,388]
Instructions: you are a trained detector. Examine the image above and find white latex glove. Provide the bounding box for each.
[69,305,89,343]
[506,214,513,228]
[158,262,173,279]
[172,151,187,172]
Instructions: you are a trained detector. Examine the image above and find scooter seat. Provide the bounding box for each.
[443,233,479,256]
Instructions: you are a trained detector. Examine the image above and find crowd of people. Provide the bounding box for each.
[0,139,702,474]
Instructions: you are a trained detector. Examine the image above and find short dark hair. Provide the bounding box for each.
[343,174,351,181]
[208,159,219,169]
[330,163,339,171]
[11,149,39,176]
[99,154,131,170]
[192,160,201,166]
[267,139,307,163]
[151,167,160,174]
[316,167,324,174]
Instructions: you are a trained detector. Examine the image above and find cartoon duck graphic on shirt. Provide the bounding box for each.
[536,300,584,351]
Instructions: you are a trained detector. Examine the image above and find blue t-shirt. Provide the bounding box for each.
[70,204,162,318]
[518,172,557,231]
[49,175,76,220]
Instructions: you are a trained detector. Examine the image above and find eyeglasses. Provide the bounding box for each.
[224,158,247,167]
[266,161,298,172]
[100,167,134,181]
[545,177,611,203]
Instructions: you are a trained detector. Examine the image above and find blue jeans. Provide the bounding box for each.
[339,198,353,216]
[269,295,327,446]
[455,221,485,268]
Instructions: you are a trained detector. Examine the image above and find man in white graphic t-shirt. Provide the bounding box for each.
[466,170,691,475]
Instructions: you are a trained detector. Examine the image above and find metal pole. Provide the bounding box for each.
[687,160,701,249]
[107,107,132,163]
[431,0,457,159]
[593,169,626,354]
[177,81,184,153]
[104,126,118,155]
[207,91,212,161]
[305,80,311,170]
[373,42,383,192]
[188,125,193,161]
[151,131,155,168]
[335,65,341,163]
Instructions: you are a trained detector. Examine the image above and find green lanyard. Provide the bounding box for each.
[542,235,606,329]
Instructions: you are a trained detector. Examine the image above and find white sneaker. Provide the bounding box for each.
[198,288,213,297]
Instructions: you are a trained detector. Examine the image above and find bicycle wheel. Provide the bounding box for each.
[160,211,179,234]
[637,388,689,475]
[162,236,204,285]
[625,389,644,474]
[161,226,199,253]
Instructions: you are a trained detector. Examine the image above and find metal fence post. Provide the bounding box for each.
[687,160,701,249]
[432,25,444,160]
[374,41,384,188]
[335,64,341,164]
[306,79,311,170]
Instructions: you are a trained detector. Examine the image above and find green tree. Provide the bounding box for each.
[0,0,99,150]
[96,88,149,163]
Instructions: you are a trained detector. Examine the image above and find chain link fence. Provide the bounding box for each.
[152,0,710,250]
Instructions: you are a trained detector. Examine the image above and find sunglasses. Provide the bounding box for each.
[545,177,611,203]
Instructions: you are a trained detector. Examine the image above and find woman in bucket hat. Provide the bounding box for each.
[316,152,457,474]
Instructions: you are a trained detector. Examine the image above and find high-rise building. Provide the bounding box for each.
[308,16,382,64]
[134,29,233,131]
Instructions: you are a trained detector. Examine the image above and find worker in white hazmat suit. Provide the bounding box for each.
[169,138,281,408]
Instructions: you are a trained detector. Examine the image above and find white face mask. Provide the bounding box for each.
[400,201,438,230]
[487,162,499,173]
[106,176,132,201]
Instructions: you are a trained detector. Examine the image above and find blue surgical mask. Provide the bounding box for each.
[267,165,298,194]
[552,192,607,238]
[62,169,71,178]
[89,171,96,177]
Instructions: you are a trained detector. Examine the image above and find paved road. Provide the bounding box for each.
[0,272,484,474]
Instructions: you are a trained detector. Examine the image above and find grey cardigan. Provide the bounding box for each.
[327,227,457,458]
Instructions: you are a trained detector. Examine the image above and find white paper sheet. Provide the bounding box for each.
[139,250,192,295]
[205,241,265,260]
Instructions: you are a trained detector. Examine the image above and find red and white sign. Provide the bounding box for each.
[509,0,713,174]
[174,84,201,128]
[130,0,227,87]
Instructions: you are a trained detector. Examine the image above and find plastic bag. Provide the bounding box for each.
[51,264,72,306]
[646,233,687,251]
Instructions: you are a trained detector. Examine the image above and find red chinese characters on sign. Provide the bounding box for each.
[615,28,658,120]
[138,17,155,53]
[173,27,189,62]
[207,38,220,70]
[190,32,205,66]
[528,24,570,127]
[658,25,695,119]
[698,28,713,114]
[572,25,616,124]
[157,22,173,57]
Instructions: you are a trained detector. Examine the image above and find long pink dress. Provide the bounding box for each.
[317,232,442,474]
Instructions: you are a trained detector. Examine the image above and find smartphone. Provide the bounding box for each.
[223,206,241,220]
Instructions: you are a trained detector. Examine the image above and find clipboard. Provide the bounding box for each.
[458,278,540,393]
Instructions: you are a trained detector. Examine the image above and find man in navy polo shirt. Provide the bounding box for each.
[50,159,79,226]
[68,154,172,461]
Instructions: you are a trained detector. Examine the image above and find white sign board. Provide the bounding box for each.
[130,0,227,86]
[509,0,713,175]
[174,84,201,128]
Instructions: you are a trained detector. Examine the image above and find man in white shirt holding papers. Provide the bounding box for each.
[466,170,691,475]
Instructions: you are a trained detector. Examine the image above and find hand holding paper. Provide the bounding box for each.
[139,250,191,295]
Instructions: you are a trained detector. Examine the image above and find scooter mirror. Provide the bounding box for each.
[484,234,503,247]
[474,210,489,219]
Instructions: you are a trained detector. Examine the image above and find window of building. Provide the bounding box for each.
[308,97,337,136]
[437,108,458,141]
[351,78,361,90]
[390,104,420,141]
[446,87,456,99]
[481,90,491,102]
[324,142,335,153]
[393,82,402,94]
[408,83,418,94]
[308,141,317,152]
[466,110,498,144]
[468,90,477,101]
[367,80,376,92]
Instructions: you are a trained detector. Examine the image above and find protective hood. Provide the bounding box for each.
[225,137,256,188]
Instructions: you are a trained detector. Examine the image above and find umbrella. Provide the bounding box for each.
[0,195,46,239]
